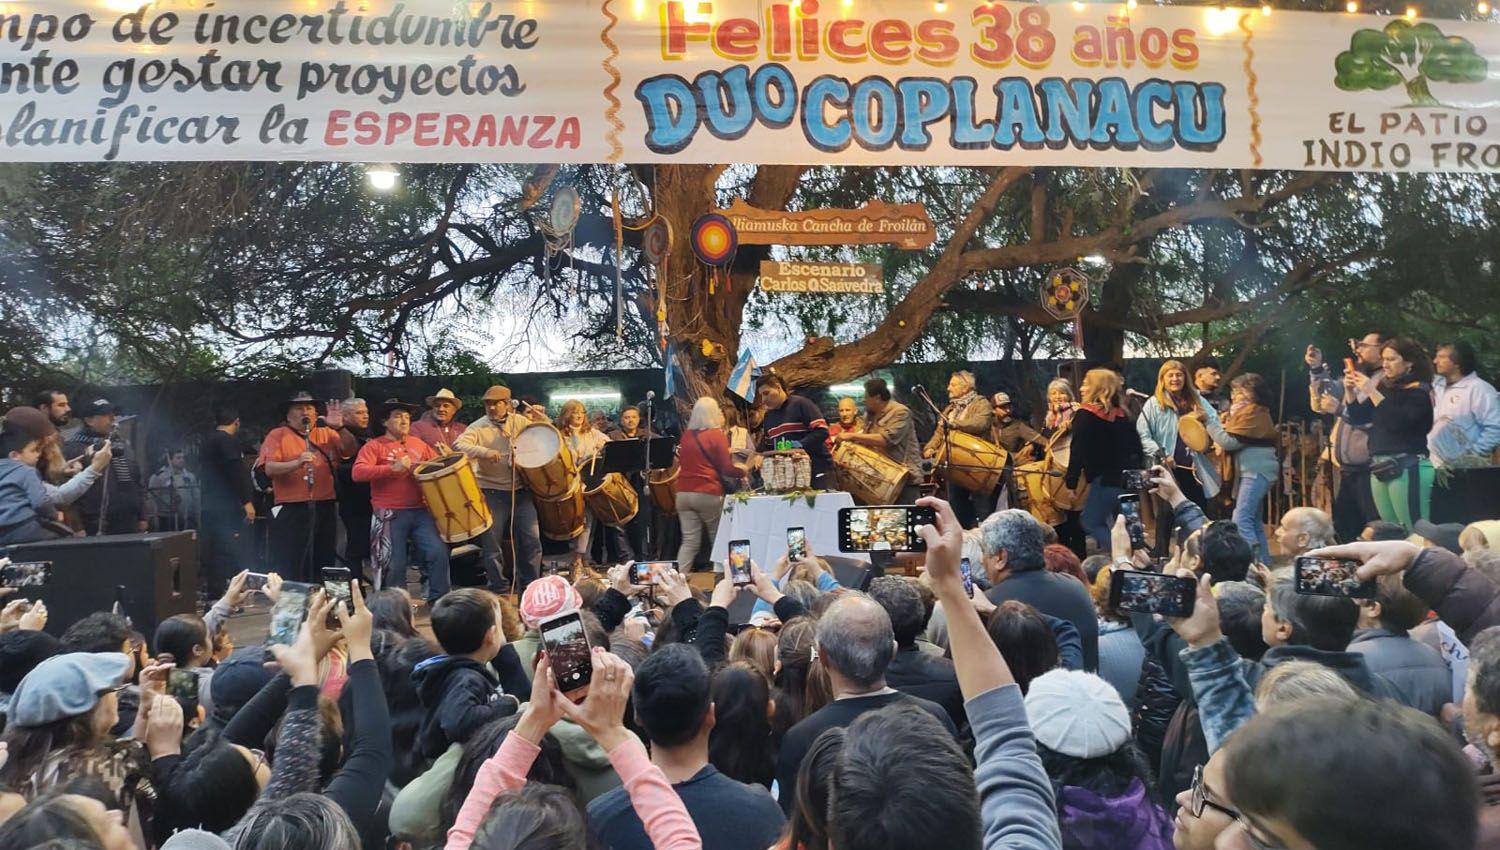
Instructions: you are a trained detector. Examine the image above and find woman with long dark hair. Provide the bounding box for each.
[776,727,845,850]
[1346,336,1437,531]
[708,664,776,789]
[365,588,420,639]
[771,618,830,742]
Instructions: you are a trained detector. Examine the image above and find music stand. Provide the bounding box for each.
[598,437,677,560]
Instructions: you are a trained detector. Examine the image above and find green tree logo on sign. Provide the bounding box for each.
[1334,20,1487,107]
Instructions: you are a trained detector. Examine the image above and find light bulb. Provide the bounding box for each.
[1405,5,1418,16]
[367,165,399,192]
[1480,1,1491,12]
[1345,0,1358,11]
[1261,3,1272,12]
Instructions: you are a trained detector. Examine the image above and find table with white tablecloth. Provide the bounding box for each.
[709,491,868,571]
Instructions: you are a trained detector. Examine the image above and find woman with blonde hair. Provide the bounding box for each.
[1045,378,1078,432]
[1136,360,1231,520]
[557,399,612,568]
[676,396,747,570]
[1064,369,1144,549]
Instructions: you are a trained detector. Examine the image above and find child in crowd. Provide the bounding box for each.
[412,588,522,759]
[0,409,66,545]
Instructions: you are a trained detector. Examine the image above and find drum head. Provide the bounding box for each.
[582,469,610,491]
[414,453,462,477]
[514,424,562,467]
[1179,416,1211,453]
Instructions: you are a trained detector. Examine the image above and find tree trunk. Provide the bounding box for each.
[1081,263,1138,365]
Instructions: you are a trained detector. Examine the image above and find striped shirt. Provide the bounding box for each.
[758,394,832,473]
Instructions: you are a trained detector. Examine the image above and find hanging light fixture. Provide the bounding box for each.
[366,164,400,192]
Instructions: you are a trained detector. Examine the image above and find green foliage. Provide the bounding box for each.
[1335,20,1486,105]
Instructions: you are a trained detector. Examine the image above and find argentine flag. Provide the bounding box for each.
[728,348,760,402]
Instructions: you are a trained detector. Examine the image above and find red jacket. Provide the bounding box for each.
[351,435,438,510]
[678,428,741,496]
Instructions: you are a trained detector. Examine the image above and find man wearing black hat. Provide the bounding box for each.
[353,399,450,602]
[62,399,147,536]
[256,391,342,581]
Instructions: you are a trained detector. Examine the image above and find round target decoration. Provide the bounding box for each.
[549,186,581,235]
[642,218,674,265]
[1042,267,1089,320]
[691,214,737,267]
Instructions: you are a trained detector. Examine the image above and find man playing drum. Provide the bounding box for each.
[412,387,467,450]
[923,371,996,527]
[835,378,923,503]
[455,385,543,595]
[353,399,452,604]
[827,397,864,443]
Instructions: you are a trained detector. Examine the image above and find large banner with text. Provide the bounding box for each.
[2,0,1498,170]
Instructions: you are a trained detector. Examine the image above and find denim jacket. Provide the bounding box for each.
[1179,638,1255,753]
[1136,397,1231,498]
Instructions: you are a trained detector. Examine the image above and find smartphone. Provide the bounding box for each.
[0,561,51,588]
[630,561,675,585]
[960,557,974,597]
[728,540,752,586]
[1294,556,1375,599]
[1121,469,1153,491]
[540,611,593,698]
[167,668,199,702]
[786,526,807,561]
[321,567,354,614]
[1343,357,1357,374]
[1110,569,1197,617]
[267,581,314,646]
[838,505,938,553]
[1117,494,1148,551]
[244,572,269,592]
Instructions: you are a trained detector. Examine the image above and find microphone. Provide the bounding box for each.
[910,384,925,396]
[1126,388,1151,400]
[646,390,656,401]
[315,417,328,428]
[301,415,313,427]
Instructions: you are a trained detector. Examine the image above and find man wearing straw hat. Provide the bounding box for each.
[353,398,451,603]
[412,388,467,451]
[455,385,543,594]
[256,391,341,581]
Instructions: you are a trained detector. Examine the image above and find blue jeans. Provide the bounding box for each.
[478,488,543,593]
[387,507,452,604]
[1233,473,1272,563]
[1081,483,1125,551]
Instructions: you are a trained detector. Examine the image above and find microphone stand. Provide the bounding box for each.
[301,415,317,582]
[913,385,958,493]
[640,392,655,560]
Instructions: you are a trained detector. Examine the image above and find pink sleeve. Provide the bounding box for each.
[606,737,702,850]
[444,732,541,850]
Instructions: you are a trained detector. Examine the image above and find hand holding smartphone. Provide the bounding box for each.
[728,540,752,586]
[1117,494,1148,551]
[839,506,937,553]
[1110,570,1196,617]
[786,526,807,561]
[267,581,314,647]
[0,561,51,589]
[540,611,592,700]
[629,561,675,586]
[1121,469,1152,491]
[1294,556,1374,599]
[960,557,974,597]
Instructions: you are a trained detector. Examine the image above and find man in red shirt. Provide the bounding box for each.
[353,398,451,604]
[411,388,466,450]
[257,391,342,581]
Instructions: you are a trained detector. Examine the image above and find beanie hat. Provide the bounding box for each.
[1024,669,1131,759]
[206,646,274,724]
[1,407,56,442]
[9,652,131,727]
[519,576,582,629]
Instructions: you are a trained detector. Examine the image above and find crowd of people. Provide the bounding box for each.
[1,333,1499,848]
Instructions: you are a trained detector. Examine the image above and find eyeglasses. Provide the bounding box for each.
[248,748,267,773]
[1189,767,1289,850]
[1349,338,1380,350]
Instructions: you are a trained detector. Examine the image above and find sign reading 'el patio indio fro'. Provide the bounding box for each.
[723,200,935,250]
[759,261,885,294]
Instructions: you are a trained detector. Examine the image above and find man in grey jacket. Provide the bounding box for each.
[1349,572,1453,717]
[923,371,996,528]
[454,385,542,594]
[1306,333,1383,541]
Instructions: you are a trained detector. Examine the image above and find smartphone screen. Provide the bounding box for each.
[267,581,313,646]
[540,611,593,696]
[1294,556,1375,599]
[838,506,937,553]
[1117,494,1147,551]
[786,527,807,561]
[728,540,752,585]
[167,668,199,702]
[630,561,675,585]
[960,557,973,597]
[1121,469,1152,491]
[1110,570,1196,617]
[321,567,354,614]
[244,572,269,592]
[0,561,51,588]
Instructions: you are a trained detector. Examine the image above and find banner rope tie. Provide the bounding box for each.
[1239,12,1263,168]
[600,0,624,163]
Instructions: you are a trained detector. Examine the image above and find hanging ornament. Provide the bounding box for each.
[534,184,582,289]
[642,218,673,266]
[1041,267,1091,351]
[691,213,737,295]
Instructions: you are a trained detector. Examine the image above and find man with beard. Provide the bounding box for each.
[412,388,466,450]
[63,399,147,536]
[923,371,994,527]
[1308,332,1385,541]
[837,379,922,504]
[606,405,649,561]
[33,390,71,429]
[257,391,341,582]
[199,405,254,595]
[1191,358,1228,416]
[336,397,375,579]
